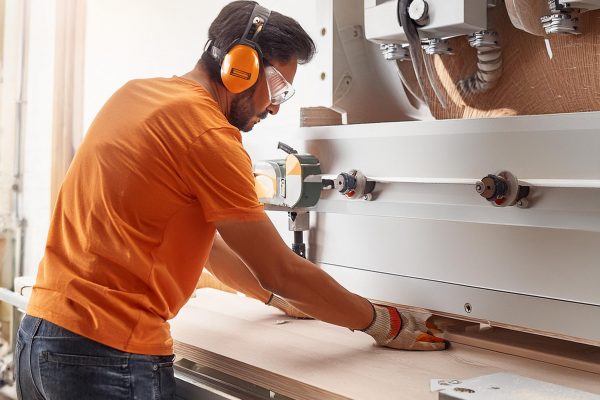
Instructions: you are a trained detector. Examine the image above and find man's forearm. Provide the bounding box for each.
[216,217,373,331]
[271,255,373,331]
[206,236,272,303]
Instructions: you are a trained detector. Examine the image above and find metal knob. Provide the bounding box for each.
[476,174,508,200]
[335,172,357,194]
[408,0,429,26]
[379,43,411,61]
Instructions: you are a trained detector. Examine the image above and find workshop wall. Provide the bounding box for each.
[2,0,56,277]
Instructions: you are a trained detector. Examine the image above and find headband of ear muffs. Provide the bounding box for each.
[210,5,271,94]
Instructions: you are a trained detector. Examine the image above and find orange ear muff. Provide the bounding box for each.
[221,44,261,93]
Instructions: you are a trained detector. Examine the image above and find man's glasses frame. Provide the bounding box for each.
[264,64,295,106]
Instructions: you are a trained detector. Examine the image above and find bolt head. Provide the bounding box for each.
[408,0,428,21]
[516,198,529,208]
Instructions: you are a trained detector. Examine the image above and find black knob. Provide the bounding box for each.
[335,172,357,194]
[477,174,508,200]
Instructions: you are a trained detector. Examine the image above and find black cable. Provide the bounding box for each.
[397,0,432,106]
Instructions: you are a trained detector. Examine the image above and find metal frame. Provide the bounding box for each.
[255,111,600,345]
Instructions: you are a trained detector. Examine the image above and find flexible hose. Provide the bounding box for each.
[458,38,503,95]
[394,60,425,102]
[423,52,448,108]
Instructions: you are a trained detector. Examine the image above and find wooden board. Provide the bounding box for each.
[420,5,600,119]
[430,317,600,374]
[171,290,600,400]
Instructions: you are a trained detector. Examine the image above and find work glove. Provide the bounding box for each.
[266,294,313,319]
[361,303,448,351]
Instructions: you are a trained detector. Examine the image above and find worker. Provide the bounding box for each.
[15,1,447,399]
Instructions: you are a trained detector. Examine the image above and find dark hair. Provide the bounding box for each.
[199,1,316,83]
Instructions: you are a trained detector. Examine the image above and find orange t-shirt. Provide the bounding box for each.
[27,77,265,355]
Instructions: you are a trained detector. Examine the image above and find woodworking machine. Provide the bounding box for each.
[253,142,376,257]
[1,1,599,399]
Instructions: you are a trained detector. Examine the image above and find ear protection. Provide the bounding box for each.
[210,5,271,93]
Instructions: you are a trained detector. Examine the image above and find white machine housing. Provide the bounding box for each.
[245,0,600,346]
[364,0,489,43]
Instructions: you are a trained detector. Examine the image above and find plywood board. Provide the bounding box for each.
[171,290,600,400]
[440,323,600,374]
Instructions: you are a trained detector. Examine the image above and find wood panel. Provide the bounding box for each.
[437,320,600,374]
[171,290,600,400]
[419,4,600,119]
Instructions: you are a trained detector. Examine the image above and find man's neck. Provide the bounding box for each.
[182,65,232,118]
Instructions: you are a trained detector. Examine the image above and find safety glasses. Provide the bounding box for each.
[264,65,295,105]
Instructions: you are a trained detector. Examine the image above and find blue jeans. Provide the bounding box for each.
[15,315,176,399]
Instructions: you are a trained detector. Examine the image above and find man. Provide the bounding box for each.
[15,2,447,399]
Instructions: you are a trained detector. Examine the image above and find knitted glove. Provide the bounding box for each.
[266,294,313,319]
[361,303,448,351]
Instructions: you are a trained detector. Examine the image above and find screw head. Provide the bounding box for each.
[464,303,472,313]
[516,198,529,208]
[408,0,429,26]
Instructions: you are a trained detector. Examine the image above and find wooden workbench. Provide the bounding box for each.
[171,290,600,400]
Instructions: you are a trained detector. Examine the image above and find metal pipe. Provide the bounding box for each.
[0,288,28,311]
[320,175,600,189]
[12,0,31,280]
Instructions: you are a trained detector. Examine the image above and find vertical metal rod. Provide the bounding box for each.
[292,231,306,258]
[13,0,31,280]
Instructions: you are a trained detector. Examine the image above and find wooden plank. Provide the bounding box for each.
[300,107,344,127]
[171,290,600,400]
[440,323,600,374]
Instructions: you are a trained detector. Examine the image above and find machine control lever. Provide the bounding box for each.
[277,141,298,154]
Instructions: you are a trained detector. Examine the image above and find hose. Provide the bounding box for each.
[397,0,447,109]
[458,31,503,95]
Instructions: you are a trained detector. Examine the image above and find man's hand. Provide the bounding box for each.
[361,303,448,351]
[266,294,313,319]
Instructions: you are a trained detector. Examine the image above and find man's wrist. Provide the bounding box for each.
[266,294,289,311]
[265,292,274,305]
[361,303,403,344]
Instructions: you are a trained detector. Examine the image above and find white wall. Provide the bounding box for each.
[83,0,326,133]
[20,0,55,276]
[0,0,20,229]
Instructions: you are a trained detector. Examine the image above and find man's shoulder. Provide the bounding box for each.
[122,77,236,135]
